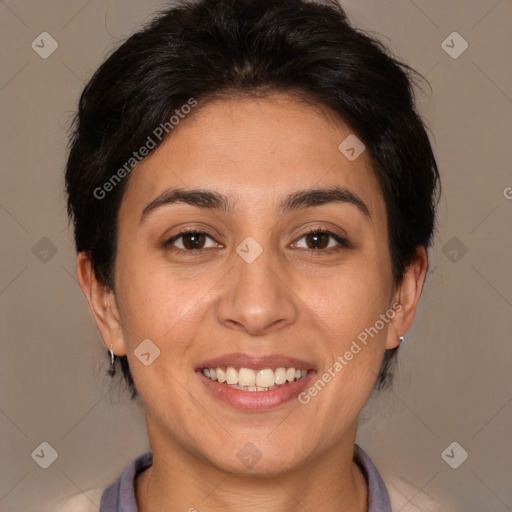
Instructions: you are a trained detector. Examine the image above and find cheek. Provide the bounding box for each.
[307,252,391,338]
[114,246,226,366]
[302,249,392,402]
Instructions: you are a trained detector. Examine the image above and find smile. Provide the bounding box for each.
[201,366,309,391]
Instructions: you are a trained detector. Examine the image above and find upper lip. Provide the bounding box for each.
[196,352,316,371]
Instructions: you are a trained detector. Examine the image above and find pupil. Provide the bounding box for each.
[185,233,203,249]
[308,232,327,249]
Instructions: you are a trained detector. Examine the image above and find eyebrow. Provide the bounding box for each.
[140,185,370,222]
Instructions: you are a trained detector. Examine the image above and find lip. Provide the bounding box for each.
[197,369,317,411]
[196,352,316,372]
[195,352,317,411]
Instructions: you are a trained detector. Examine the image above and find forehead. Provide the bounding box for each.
[120,93,385,222]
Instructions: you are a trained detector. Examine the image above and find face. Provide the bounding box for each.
[80,93,423,475]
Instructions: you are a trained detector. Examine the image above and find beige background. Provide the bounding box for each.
[1,1,511,511]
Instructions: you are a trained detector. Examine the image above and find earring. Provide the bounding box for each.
[398,336,405,345]
[108,343,115,376]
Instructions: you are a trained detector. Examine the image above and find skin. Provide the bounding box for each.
[77,93,427,512]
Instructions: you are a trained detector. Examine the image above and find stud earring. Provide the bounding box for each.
[108,343,115,376]
[398,336,405,345]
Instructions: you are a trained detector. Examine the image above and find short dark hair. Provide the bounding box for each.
[65,0,440,399]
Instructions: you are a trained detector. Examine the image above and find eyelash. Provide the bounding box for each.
[163,228,350,256]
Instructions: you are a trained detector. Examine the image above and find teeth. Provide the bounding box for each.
[225,367,238,385]
[201,366,309,391]
[256,369,274,388]
[217,368,226,383]
[238,368,255,387]
[274,367,287,385]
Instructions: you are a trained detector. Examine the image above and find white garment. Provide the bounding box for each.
[384,474,462,512]
[54,487,103,512]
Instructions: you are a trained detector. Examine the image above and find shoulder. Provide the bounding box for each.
[354,445,461,512]
[53,451,152,512]
[54,487,104,512]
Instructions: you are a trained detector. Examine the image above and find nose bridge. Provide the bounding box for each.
[216,234,298,334]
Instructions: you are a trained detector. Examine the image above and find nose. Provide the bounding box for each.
[215,245,299,336]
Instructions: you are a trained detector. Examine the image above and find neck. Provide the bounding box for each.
[136,422,368,512]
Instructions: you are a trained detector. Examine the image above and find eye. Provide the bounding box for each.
[163,228,349,255]
[293,229,349,251]
[164,230,220,254]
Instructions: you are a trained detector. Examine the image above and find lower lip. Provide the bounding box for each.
[197,370,317,411]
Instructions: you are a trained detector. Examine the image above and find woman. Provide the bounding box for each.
[62,0,442,510]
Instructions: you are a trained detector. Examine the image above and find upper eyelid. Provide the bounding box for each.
[166,228,347,248]
[292,229,349,249]
[166,230,220,246]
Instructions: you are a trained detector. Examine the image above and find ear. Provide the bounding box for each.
[385,246,428,349]
[76,252,127,356]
